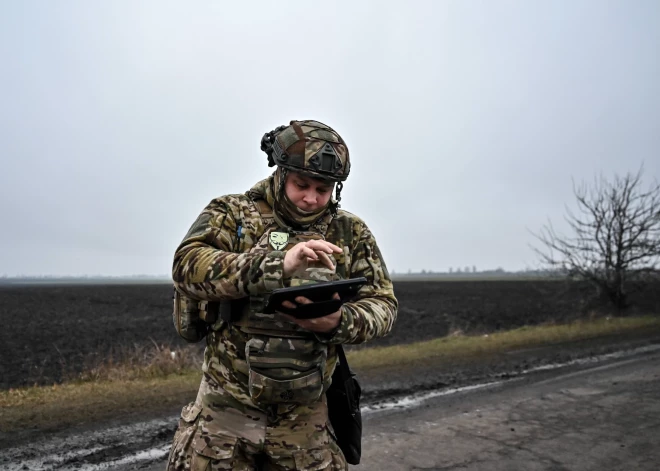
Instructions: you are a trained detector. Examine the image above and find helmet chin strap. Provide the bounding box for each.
[278,168,288,194]
[330,182,343,216]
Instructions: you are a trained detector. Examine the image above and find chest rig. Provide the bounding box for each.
[173,196,342,406]
[229,199,339,406]
[224,200,338,334]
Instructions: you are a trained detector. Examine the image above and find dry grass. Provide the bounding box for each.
[64,341,204,383]
[2,316,660,435]
[346,315,660,370]
[0,374,200,434]
[0,342,205,434]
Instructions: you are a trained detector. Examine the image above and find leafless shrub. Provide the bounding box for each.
[533,167,660,310]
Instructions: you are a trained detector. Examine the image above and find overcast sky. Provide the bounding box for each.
[1,0,658,277]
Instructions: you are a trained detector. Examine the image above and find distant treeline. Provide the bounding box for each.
[0,275,172,285]
[392,268,566,279]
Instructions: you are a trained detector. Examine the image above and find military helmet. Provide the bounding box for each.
[261,120,350,182]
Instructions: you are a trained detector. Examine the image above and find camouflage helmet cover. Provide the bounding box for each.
[261,120,351,182]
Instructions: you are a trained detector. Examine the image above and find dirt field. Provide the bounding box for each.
[1,280,658,389]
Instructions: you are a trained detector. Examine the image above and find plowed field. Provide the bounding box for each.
[1,280,658,389]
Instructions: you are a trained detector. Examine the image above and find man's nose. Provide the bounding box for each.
[302,191,317,204]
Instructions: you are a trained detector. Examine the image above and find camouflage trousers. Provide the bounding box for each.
[166,396,347,471]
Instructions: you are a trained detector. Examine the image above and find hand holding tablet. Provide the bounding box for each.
[264,278,368,319]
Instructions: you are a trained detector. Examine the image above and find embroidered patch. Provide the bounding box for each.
[269,232,289,250]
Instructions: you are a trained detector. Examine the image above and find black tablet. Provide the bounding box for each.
[264,277,368,319]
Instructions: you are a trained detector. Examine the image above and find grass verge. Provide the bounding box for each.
[345,315,660,370]
[2,316,660,437]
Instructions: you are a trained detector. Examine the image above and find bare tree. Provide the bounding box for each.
[533,168,660,309]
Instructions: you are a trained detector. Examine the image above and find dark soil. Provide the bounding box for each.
[374,279,660,347]
[1,280,659,390]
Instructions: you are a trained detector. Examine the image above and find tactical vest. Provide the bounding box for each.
[172,196,347,406]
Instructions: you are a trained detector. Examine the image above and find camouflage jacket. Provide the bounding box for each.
[172,179,397,412]
[172,188,398,346]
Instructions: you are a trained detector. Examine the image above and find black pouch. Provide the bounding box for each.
[326,345,362,465]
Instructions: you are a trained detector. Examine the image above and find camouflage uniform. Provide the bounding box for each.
[167,121,397,470]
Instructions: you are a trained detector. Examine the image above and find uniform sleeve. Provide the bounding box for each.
[172,197,285,301]
[324,223,398,344]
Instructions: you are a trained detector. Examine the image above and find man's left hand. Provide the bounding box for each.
[279,293,341,333]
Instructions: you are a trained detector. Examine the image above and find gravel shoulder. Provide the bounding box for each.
[357,329,660,404]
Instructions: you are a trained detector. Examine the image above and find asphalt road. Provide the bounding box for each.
[359,350,660,470]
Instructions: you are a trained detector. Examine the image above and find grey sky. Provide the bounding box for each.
[1,0,658,276]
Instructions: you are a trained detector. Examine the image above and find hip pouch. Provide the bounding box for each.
[245,335,327,406]
[172,288,214,343]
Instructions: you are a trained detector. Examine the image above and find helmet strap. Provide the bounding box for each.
[335,182,343,205]
[330,182,343,216]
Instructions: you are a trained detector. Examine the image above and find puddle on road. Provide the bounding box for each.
[518,343,660,375]
[66,445,172,471]
[1,446,108,471]
[362,381,503,415]
[4,343,660,470]
[1,418,174,471]
[361,344,660,416]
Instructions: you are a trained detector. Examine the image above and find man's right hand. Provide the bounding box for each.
[282,240,343,278]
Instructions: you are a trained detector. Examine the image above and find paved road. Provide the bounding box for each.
[359,351,660,470]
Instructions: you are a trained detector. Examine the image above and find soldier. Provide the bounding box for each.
[168,120,398,470]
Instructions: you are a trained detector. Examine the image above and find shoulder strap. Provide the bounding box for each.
[334,345,352,381]
[232,196,275,252]
[312,211,335,238]
[254,198,275,224]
